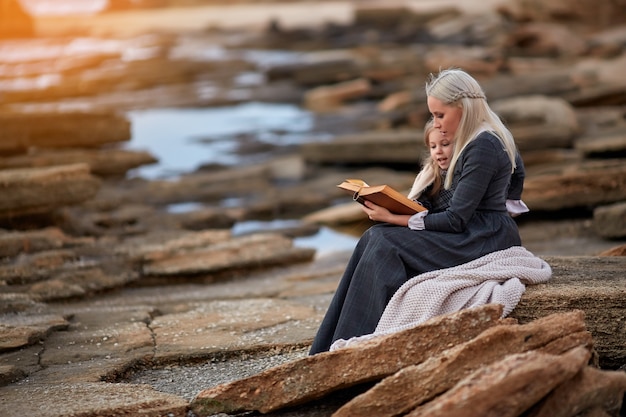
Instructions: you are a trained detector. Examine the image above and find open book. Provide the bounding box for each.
[337,179,427,215]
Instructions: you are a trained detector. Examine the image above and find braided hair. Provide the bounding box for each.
[425,68,517,189]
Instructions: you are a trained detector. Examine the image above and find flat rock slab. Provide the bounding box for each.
[0,112,131,153]
[142,232,316,277]
[0,148,157,177]
[301,130,424,165]
[151,298,319,362]
[0,163,100,218]
[0,382,188,417]
[333,310,591,417]
[190,304,503,416]
[523,159,626,211]
[0,313,69,352]
[511,255,626,369]
[406,347,591,417]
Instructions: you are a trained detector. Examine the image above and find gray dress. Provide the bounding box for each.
[309,131,523,354]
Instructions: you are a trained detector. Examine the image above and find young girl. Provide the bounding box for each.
[408,120,455,215]
[309,68,528,354]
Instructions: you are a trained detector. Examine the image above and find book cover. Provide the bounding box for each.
[337,179,426,215]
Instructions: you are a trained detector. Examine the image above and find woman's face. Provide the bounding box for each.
[427,129,453,170]
[427,96,463,141]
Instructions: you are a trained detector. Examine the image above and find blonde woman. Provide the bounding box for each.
[310,68,528,354]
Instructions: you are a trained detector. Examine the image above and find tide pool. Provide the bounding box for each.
[125,102,317,180]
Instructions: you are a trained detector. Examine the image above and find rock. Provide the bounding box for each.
[424,46,504,76]
[142,232,316,277]
[0,382,188,417]
[481,70,580,101]
[503,22,588,57]
[565,55,626,106]
[526,366,626,417]
[28,266,140,302]
[113,229,233,262]
[522,159,626,211]
[190,304,503,415]
[0,164,101,219]
[0,112,131,153]
[0,227,88,258]
[265,52,361,86]
[575,127,626,156]
[0,148,157,177]
[511,255,626,369]
[151,298,317,362]
[0,365,25,386]
[497,0,626,29]
[425,11,507,46]
[593,202,626,239]
[0,313,69,352]
[301,130,423,165]
[304,78,372,111]
[491,95,580,151]
[598,244,626,256]
[406,347,591,417]
[333,310,591,417]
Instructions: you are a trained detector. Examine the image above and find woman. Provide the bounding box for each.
[309,68,527,355]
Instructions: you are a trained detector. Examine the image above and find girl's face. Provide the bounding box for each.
[427,129,453,170]
[427,96,463,141]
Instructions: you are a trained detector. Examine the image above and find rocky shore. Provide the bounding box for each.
[1,0,626,416]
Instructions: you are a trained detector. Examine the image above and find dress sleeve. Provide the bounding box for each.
[507,151,526,201]
[408,210,428,230]
[506,199,529,217]
[424,133,501,233]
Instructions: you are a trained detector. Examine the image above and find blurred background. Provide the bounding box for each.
[1,0,626,258]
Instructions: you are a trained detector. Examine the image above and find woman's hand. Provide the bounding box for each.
[361,201,411,226]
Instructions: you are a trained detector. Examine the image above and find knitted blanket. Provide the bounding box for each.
[330,246,552,350]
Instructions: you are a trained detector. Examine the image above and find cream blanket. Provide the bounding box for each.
[330,246,552,350]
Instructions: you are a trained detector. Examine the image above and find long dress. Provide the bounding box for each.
[309,131,523,354]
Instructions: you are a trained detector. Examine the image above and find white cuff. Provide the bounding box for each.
[408,210,428,230]
[506,199,529,217]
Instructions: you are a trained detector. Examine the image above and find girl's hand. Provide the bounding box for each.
[361,201,411,226]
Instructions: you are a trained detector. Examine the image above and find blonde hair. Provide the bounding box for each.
[425,68,517,189]
[407,119,443,200]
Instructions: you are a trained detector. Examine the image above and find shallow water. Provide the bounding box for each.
[124,102,359,254]
[125,102,317,179]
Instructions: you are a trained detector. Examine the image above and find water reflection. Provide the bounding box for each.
[125,102,315,180]
[126,102,356,255]
[233,220,358,256]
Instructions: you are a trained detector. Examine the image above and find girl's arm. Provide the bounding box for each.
[360,200,413,226]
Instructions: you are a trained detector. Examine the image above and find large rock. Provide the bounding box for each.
[333,311,591,417]
[190,304,503,415]
[491,95,580,151]
[511,255,626,369]
[141,232,316,277]
[497,0,626,28]
[406,347,591,417]
[0,382,188,417]
[0,164,100,218]
[301,130,423,165]
[522,159,626,211]
[593,202,626,238]
[0,112,131,154]
[0,148,157,177]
